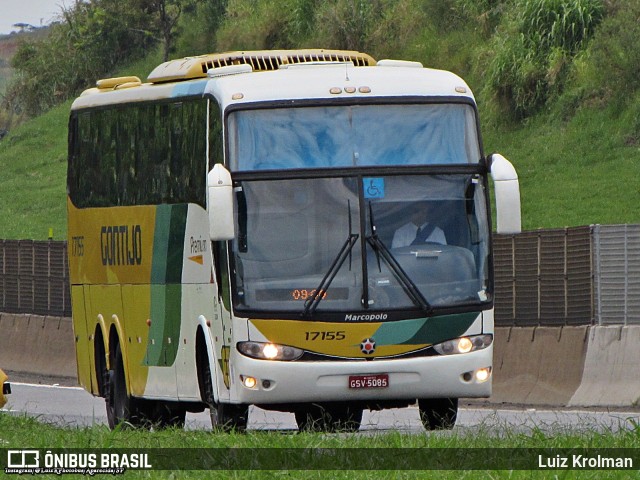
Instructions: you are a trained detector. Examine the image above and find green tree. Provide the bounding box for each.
[139,0,196,61]
[6,0,157,117]
[177,0,228,55]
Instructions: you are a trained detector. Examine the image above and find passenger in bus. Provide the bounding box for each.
[391,202,447,248]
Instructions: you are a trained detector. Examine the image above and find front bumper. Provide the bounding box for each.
[230,345,492,405]
[0,368,10,409]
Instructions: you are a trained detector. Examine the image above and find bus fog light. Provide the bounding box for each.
[475,367,491,383]
[241,376,257,389]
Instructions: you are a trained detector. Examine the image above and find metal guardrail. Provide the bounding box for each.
[493,226,593,326]
[0,225,638,325]
[593,224,640,325]
[0,240,71,317]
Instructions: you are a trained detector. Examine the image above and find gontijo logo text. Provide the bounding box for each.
[101,224,143,266]
[5,449,151,475]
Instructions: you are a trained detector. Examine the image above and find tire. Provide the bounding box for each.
[211,403,249,432]
[106,343,146,429]
[197,346,248,432]
[418,398,458,431]
[295,403,363,433]
[94,332,108,399]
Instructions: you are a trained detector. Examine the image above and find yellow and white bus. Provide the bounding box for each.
[67,49,521,431]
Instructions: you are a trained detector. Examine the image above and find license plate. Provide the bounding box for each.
[348,374,389,389]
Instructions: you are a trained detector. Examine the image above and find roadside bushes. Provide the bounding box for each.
[214,0,386,52]
[5,0,640,126]
[482,0,604,119]
[6,1,155,117]
[584,1,640,98]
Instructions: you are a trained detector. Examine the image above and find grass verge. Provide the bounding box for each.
[1,413,640,479]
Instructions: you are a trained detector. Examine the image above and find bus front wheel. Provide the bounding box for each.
[211,403,249,432]
[198,348,248,432]
[418,397,458,430]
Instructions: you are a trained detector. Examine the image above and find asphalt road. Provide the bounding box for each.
[3,381,640,434]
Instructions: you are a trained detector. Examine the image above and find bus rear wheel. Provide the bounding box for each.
[418,397,458,430]
[295,403,363,432]
[106,343,147,429]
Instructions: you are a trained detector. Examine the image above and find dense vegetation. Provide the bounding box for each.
[0,0,639,239]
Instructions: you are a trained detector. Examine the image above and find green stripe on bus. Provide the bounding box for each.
[145,284,182,367]
[373,312,479,346]
[146,204,188,366]
[151,204,188,284]
[166,204,188,283]
[402,312,479,345]
[151,205,172,284]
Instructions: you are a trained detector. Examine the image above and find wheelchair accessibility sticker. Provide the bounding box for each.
[364,177,385,199]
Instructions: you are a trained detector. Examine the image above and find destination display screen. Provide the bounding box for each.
[255,288,350,302]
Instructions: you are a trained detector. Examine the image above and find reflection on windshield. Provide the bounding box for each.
[231,174,490,316]
[366,203,432,313]
[228,104,480,171]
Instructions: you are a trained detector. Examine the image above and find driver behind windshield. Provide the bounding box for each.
[391,202,447,248]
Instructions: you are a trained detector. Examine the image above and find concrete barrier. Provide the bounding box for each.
[491,325,589,405]
[569,326,640,407]
[0,313,21,368]
[1,313,638,408]
[0,313,76,379]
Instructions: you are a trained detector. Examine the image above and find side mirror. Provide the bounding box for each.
[489,153,521,234]
[207,164,235,240]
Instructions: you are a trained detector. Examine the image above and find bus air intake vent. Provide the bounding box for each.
[147,49,376,83]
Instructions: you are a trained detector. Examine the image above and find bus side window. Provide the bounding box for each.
[213,241,231,312]
[209,100,224,170]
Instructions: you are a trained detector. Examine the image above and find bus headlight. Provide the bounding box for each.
[433,335,493,356]
[237,341,304,361]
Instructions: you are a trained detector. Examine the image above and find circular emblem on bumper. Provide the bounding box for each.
[360,338,376,355]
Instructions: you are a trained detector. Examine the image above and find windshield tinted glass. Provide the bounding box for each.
[231,173,490,316]
[228,104,480,171]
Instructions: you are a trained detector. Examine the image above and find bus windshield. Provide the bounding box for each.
[228,103,481,171]
[231,173,491,317]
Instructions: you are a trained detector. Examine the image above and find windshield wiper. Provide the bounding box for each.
[301,234,358,318]
[302,201,358,318]
[366,203,432,314]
